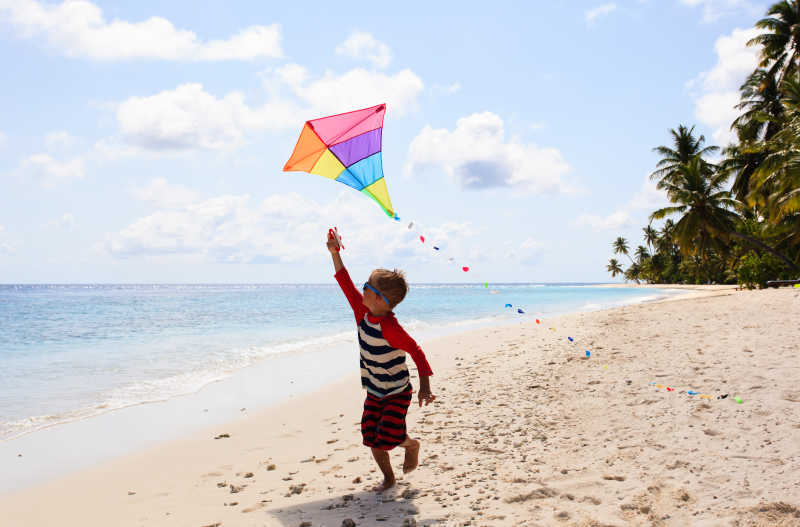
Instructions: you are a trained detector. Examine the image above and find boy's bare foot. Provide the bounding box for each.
[403,438,420,474]
[372,476,396,492]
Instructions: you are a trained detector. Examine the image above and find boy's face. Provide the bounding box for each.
[362,280,391,315]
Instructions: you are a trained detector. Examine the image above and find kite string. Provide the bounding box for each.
[399,219,528,315]
[397,220,735,403]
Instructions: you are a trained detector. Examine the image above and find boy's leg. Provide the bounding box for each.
[399,436,420,474]
[374,388,418,474]
[370,447,395,491]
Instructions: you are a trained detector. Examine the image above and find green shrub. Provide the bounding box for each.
[736,251,789,289]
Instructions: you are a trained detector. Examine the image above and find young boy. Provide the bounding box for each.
[327,230,435,492]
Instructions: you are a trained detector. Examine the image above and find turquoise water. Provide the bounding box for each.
[0,283,673,440]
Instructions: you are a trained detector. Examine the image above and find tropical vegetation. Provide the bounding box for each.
[606,0,800,289]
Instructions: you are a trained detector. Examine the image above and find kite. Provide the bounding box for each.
[283,103,396,219]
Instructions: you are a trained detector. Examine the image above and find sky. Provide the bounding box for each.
[0,0,770,283]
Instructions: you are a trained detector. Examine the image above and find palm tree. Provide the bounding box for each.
[656,219,677,255]
[724,69,782,201]
[649,252,667,282]
[732,69,783,143]
[635,245,651,264]
[721,144,770,203]
[748,77,800,221]
[651,157,739,253]
[606,258,624,278]
[642,225,658,251]
[747,1,800,89]
[651,157,799,271]
[612,236,634,264]
[650,125,719,186]
[745,80,800,260]
[624,262,642,284]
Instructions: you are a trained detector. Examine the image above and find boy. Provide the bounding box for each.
[327,230,435,492]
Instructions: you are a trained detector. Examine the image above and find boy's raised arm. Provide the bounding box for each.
[328,231,366,322]
[327,230,344,272]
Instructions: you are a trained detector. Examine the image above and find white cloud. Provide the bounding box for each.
[679,0,761,23]
[335,31,392,69]
[405,112,572,194]
[44,130,76,149]
[46,213,76,230]
[628,177,670,211]
[266,64,424,117]
[585,3,617,23]
[115,83,299,151]
[130,178,200,209]
[504,237,545,265]
[19,153,84,187]
[0,0,282,61]
[576,210,633,231]
[106,191,478,266]
[0,225,13,253]
[574,176,669,232]
[687,27,760,144]
[694,91,741,143]
[105,64,424,153]
[432,82,461,95]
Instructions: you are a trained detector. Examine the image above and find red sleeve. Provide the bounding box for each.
[381,317,433,376]
[334,267,368,323]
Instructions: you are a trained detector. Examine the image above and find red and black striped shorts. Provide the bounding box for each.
[361,387,413,450]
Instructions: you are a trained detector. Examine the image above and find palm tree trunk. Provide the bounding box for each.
[729,231,800,273]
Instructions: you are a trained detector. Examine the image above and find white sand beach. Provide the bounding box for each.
[2,287,799,526]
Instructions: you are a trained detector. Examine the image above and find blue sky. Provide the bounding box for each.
[0,0,768,283]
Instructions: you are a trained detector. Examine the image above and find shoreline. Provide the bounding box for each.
[594,283,739,290]
[1,285,683,445]
[0,286,688,494]
[4,286,797,526]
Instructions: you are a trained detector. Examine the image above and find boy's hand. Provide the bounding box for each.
[418,387,436,407]
[327,230,340,254]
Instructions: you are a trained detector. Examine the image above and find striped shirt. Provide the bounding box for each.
[335,268,433,398]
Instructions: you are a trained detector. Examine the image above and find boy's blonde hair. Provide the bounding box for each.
[369,268,408,309]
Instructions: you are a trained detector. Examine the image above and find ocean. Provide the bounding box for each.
[0,282,674,442]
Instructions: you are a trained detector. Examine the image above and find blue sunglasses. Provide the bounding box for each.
[363,282,391,306]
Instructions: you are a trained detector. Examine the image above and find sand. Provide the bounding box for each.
[2,287,799,526]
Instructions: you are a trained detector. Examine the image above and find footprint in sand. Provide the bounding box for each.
[665,460,689,470]
[241,502,265,513]
[782,391,800,403]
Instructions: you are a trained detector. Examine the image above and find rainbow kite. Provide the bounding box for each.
[283,103,396,218]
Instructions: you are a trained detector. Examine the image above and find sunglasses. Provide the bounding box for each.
[363,282,391,307]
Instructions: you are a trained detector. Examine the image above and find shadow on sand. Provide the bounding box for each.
[263,485,436,526]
